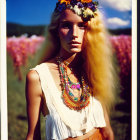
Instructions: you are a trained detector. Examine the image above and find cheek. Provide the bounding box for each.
[59,28,69,39]
[79,31,85,42]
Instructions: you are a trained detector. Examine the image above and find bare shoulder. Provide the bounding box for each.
[45,58,58,70]
[26,70,42,97]
[26,70,40,82]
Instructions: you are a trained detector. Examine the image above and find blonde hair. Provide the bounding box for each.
[40,9,120,113]
[83,10,119,113]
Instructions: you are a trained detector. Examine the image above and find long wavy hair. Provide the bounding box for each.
[40,9,120,113]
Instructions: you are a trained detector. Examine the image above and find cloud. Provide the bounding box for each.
[99,0,131,11]
[106,17,130,29]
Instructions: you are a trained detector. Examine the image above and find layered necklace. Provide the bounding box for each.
[56,56,91,110]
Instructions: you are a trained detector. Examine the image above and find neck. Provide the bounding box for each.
[58,50,82,68]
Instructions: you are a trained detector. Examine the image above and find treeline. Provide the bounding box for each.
[108,28,131,36]
[7,23,47,37]
[7,22,131,37]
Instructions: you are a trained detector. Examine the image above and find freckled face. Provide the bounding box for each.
[58,9,87,54]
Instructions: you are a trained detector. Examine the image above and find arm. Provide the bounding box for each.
[25,70,43,140]
[100,107,114,140]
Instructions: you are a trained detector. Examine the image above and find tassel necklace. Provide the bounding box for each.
[56,56,90,110]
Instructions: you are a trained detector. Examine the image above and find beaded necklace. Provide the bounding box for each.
[56,56,90,110]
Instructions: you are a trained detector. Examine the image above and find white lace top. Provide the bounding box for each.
[32,63,106,140]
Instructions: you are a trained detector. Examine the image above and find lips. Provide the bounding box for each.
[68,41,81,45]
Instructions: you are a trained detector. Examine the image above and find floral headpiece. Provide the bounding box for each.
[55,0,98,21]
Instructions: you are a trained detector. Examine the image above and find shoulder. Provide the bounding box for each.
[26,70,43,98]
[45,58,58,70]
[26,62,48,80]
[26,70,40,83]
[26,70,42,93]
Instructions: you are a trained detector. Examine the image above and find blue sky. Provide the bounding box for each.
[6,0,132,29]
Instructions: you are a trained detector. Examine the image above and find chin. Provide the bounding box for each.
[69,48,82,53]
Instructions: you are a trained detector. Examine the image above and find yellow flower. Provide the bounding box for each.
[81,0,92,3]
[58,0,71,5]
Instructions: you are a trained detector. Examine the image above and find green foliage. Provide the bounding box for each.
[7,23,46,37]
[7,55,45,140]
[108,28,131,35]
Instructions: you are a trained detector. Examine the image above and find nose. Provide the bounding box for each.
[71,25,78,39]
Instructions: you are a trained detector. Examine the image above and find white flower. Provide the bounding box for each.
[68,5,73,10]
[73,5,82,15]
[83,8,94,18]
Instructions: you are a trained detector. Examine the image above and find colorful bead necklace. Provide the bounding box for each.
[56,56,91,110]
[68,77,81,90]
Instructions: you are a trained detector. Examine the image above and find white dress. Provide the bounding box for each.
[32,63,106,140]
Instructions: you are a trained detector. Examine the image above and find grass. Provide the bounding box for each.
[7,55,46,140]
[7,54,131,140]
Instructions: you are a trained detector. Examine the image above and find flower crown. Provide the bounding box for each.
[55,0,99,21]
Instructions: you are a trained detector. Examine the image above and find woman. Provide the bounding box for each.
[26,0,118,139]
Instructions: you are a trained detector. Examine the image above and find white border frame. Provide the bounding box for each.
[0,0,8,140]
[0,0,137,139]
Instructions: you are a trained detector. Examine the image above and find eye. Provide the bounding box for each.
[78,22,88,29]
[60,22,71,29]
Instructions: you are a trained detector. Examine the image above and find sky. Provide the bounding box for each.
[6,0,132,29]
